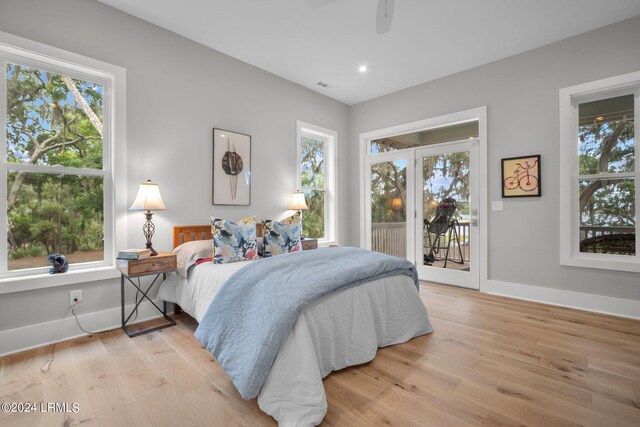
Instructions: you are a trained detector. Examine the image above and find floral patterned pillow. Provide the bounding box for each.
[211,216,259,263]
[263,213,302,257]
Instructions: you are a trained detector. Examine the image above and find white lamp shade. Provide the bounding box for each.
[288,191,308,211]
[130,180,166,211]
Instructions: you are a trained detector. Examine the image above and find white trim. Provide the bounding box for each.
[559,71,640,272]
[358,107,488,290]
[1,163,108,176]
[0,266,120,295]
[0,299,172,357]
[483,279,640,320]
[0,31,117,81]
[0,30,127,288]
[296,120,338,245]
[0,57,7,274]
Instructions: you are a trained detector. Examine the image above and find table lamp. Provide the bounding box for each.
[130,180,166,256]
[288,190,308,237]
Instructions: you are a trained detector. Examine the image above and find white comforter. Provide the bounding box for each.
[158,261,432,426]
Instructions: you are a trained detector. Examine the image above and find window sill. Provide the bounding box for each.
[0,266,121,295]
[561,254,640,273]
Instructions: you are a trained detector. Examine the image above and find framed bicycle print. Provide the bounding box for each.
[501,154,541,198]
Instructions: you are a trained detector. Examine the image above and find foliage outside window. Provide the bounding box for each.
[298,123,336,242]
[2,60,109,276]
[370,160,406,225]
[559,73,639,272]
[578,94,636,256]
[577,94,635,256]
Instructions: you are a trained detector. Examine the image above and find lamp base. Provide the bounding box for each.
[146,244,159,257]
[143,210,158,256]
[297,209,306,240]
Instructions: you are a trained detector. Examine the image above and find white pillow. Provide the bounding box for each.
[172,240,213,278]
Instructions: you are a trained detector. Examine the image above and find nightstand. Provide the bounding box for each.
[116,252,177,338]
[301,238,318,250]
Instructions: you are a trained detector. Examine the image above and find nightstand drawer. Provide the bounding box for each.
[117,252,176,277]
[301,239,318,250]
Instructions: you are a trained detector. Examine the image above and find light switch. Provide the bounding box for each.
[492,201,504,211]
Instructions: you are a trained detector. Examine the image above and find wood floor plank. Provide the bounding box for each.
[0,282,638,426]
[99,331,204,427]
[39,341,99,427]
[70,335,152,427]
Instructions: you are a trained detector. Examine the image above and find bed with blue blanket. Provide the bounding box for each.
[158,231,433,427]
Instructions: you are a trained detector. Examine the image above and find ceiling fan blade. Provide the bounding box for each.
[376,0,395,34]
[308,0,340,9]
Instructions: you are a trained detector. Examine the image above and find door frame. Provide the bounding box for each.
[359,106,488,291]
[414,139,479,289]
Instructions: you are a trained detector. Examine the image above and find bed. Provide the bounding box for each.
[158,225,433,426]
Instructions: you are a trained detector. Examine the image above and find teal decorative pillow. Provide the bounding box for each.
[263,214,302,257]
[211,216,259,263]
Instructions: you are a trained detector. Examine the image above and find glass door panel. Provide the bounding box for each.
[370,160,407,258]
[422,152,471,272]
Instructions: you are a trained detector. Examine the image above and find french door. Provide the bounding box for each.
[364,139,479,290]
[415,140,479,289]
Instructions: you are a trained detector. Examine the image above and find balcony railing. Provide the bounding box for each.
[580,226,635,239]
[371,221,471,262]
[372,222,407,258]
[579,226,635,256]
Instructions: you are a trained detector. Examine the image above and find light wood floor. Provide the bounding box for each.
[1,283,639,426]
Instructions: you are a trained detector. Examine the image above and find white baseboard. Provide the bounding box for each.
[0,300,173,357]
[483,279,640,320]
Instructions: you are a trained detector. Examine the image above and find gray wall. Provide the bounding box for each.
[349,16,640,300]
[0,0,349,331]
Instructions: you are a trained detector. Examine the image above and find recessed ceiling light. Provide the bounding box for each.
[358,65,368,73]
[595,116,604,121]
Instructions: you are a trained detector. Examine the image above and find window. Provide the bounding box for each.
[296,121,337,243]
[0,35,124,285]
[559,72,640,272]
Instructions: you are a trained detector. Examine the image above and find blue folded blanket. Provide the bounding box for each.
[194,246,419,399]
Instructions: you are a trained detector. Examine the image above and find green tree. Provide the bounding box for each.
[6,63,104,264]
[300,136,325,238]
[578,113,635,228]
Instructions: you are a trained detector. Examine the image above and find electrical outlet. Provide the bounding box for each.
[70,290,82,306]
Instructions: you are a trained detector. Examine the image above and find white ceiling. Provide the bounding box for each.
[97,0,640,105]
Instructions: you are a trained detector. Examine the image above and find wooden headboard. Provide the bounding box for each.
[173,223,264,249]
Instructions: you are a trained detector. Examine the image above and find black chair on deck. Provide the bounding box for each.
[423,197,464,268]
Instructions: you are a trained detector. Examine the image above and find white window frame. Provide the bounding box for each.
[296,121,337,245]
[0,31,127,293]
[559,71,640,273]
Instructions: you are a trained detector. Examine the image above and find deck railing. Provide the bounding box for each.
[371,221,471,262]
[580,226,635,240]
[372,222,407,258]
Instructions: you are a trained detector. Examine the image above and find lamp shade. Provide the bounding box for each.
[288,190,308,211]
[130,180,166,211]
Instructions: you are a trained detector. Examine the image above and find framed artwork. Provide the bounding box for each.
[501,154,541,198]
[212,128,251,205]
